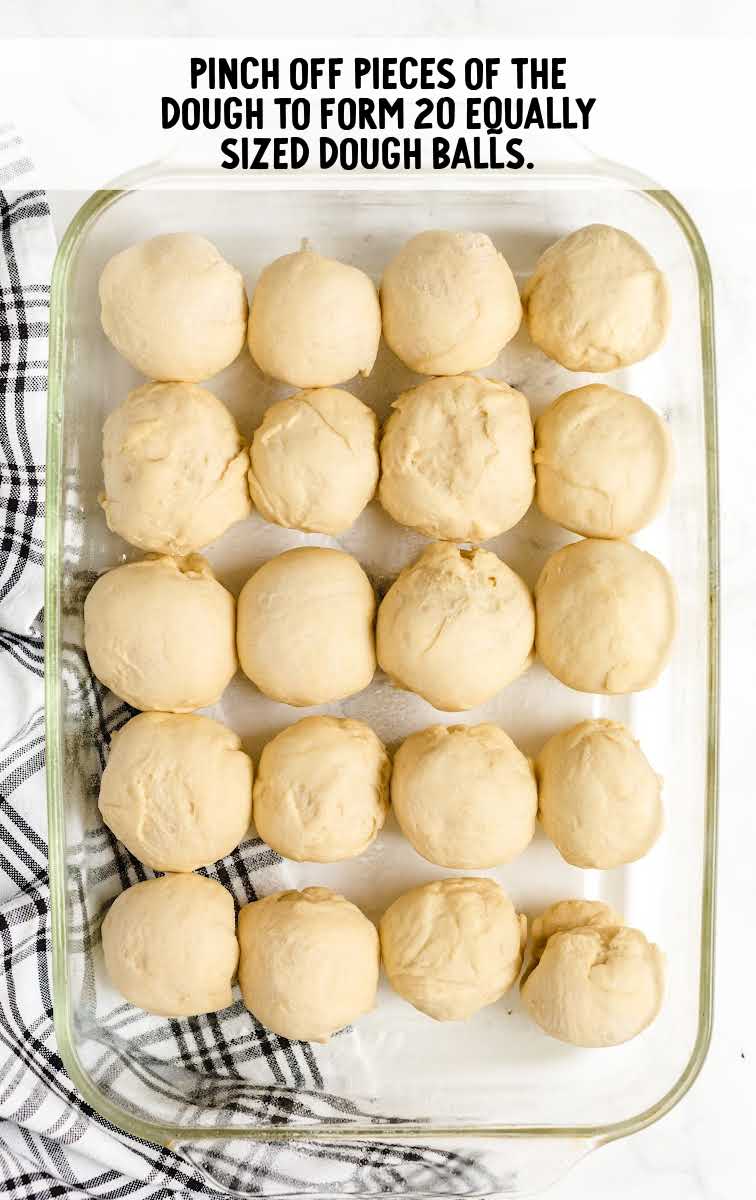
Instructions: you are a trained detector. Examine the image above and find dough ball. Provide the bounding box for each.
[99,233,248,381]
[379,877,526,1021]
[537,720,663,869]
[379,375,534,541]
[249,388,379,534]
[392,724,536,868]
[376,542,534,711]
[237,887,379,1042]
[248,248,381,388]
[253,716,390,862]
[529,899,624,964]
[237,548,376,706]
[380,230,522,375]
[101,381,252,555]
[101,874,239,1017]
[535,538,677,694]
[534,385,673,538]
[522,224,670,372]
[99,712,253,872]
[521,904,665,1047]
[84,554,237,712]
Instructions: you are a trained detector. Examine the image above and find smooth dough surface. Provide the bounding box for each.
[99,233,248,381]
[537,719,663,869]
[522,224,670,372]
[380,230,522,375]
[101,382,252,555]
[379,375,534,541]
[248,248,381,387]
[534,384,673,538]
[101,874,239,1017]
[535,538,677,694]
[99,712,253,872]
[376,542,534,711]
[392,724,537,868]
[249,388,379,534]
[253,716,390,862]
[84,554,237,712]
[379,877,526,1021]
[237,548,376,706]
[237,887,379,1042]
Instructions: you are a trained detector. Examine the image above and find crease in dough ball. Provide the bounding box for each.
[522,224,670,372]
[376,542,535,711]
[237,887,380,1042]
[237,547,376,706]
[99,712,254,872]
[248,248,381,388]
[99,233,248,381]
[100,381,252,556]
[84,554,237,712]
[534,384,673,538]
[249,388,379,535]
[253,716,390,862]
[379,877,526,1022]
[534,538,677,694]
[537,719,663,869]
[101,874,239,1017]
[380,230,522,375]
[527,899,624,968]
[392,723,537,868]
[379,375,535,542]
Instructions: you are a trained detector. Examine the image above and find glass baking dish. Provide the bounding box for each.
[45,148,719,1196]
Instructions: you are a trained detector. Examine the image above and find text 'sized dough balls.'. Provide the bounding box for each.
[101,382,252,556]
[237,548,376,706]
[101,874,239,1017]
[248,248,381,388]
[99,712,253,872]
[84,555,237,712]
[537,720,663,869]
[249,388,379,535]
[535,539,677,694]
[380,230,522,375]
[534,385,673,538]
[376,542,535,711]
[99,233,248,381]
[237,888,379,1042]
[379,878,526,1021]
[379,375,535,542]
[392,724,537,868]
[522,224,670,372]
[253,717,390,862]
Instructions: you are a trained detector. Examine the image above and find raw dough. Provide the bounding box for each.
[237,887,379,1042]
[237,547,376,706]
[537,719,663,869]
[535,538,677,694]
[248,248,381,387]
[379,375,534,541]
[99,712,253,872]
[528,899,624,965]
[249,388,379,534]
[99,233,248,381]
[522,224,670,372]
[84,554,237,712]
[101,874,239,1017]
[253,716,390,862]
[380,230,521,374]
[534,384,673,538]
[100,381,252,555]
[376,542,534,711]
[379,877,526,1021]
[391,724,537,868]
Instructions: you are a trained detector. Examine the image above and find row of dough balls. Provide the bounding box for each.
[100,376,674,556]
[102,878,665,1050]
[84,541,677,715]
